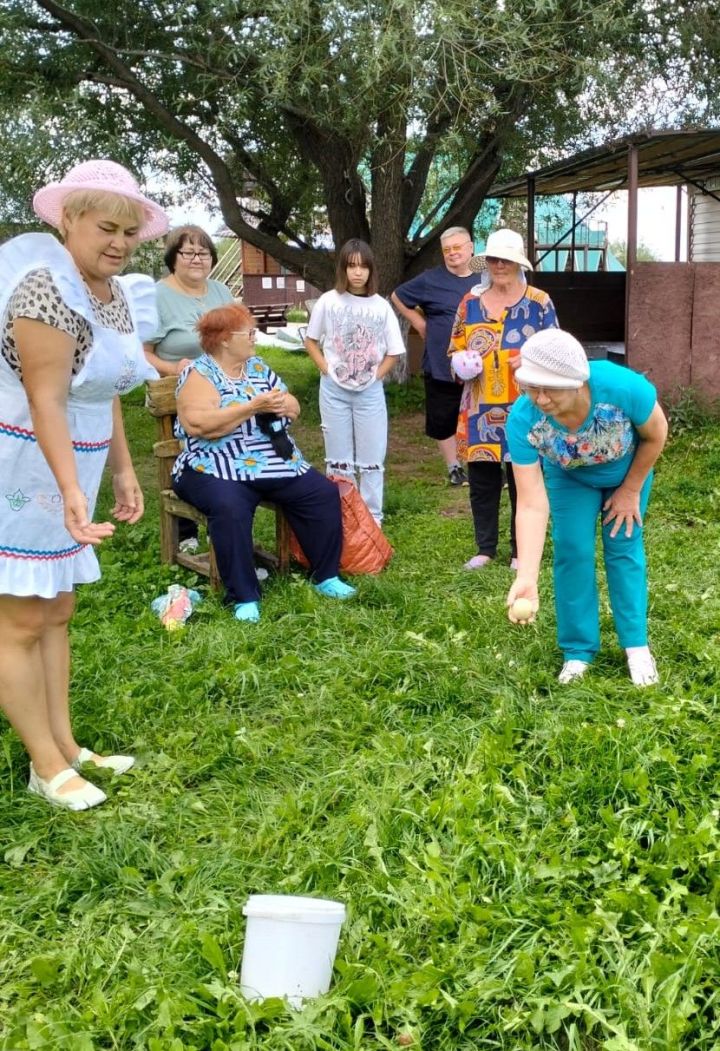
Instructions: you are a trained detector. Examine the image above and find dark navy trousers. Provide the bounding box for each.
[174,467,342,603]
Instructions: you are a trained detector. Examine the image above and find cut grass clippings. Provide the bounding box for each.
[1,351,719,1050]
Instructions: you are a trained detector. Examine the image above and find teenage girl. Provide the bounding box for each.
[304,239,405,523]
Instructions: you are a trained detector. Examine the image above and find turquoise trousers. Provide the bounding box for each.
[545,467,653,662]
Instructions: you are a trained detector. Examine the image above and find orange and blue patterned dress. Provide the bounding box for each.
[449,284,557,463]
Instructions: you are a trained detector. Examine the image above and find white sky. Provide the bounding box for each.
[167,186,689,265]
[596,186,688,261]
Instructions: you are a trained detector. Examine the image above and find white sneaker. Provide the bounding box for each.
[627,650,659,687]
[558,660,590,684]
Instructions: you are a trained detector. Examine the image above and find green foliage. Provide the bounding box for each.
[609,240,660,266]
[1,352,720,1049]
[285,307,309,323]
[666,387,720,437]
[1,1,718,289]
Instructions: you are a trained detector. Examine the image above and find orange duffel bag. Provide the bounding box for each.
[290,475,393,575]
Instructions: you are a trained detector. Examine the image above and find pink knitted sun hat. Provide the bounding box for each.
[33,159,169,241]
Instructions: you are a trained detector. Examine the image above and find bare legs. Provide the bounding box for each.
[0,591,89,794]
[437,435,458,468]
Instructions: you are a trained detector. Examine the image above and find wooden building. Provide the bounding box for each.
[212,233,321,330]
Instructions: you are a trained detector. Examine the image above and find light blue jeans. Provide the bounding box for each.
[319,375,387,523]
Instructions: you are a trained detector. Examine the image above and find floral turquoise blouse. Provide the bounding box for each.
[507,360,657,487]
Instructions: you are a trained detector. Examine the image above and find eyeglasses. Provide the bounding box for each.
[486,256,511,265]
[231,329,257,338]
[441,240,472,255]
[177,249,212,261]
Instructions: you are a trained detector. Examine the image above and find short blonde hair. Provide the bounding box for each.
[61,189,145,233]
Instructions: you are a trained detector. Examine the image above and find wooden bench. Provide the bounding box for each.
[145,376,291,591]
[250,303,289,332]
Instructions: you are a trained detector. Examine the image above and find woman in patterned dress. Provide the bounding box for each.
[173,301,355,622]
[0,160,167,810]
[448,229,557,570]
[506,329,668,687]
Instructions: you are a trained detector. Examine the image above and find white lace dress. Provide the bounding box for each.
[0,233,158,598]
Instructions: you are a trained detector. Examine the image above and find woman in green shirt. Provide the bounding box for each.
[144,225,234,551]
[143,225,234,377]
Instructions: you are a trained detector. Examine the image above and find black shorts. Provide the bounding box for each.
[423,374,463,440]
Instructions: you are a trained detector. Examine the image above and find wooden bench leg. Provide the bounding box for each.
[208,542,222,591]
[160,504,180,564]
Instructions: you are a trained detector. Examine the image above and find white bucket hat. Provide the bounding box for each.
[515,329,590,390]
[33,159,169,242]
[470,227,532,272]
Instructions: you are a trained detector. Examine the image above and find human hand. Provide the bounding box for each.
[253,389,287,414]
[278,392,299,420]
[111,468,144,524]
[507,575,539,623]
[509,350,522,372]
[63,485,115,545]
[174,358,193,375]
[602,485,641,538]
[414,317,427,340]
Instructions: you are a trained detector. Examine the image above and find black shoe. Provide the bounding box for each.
[448,465,468,487]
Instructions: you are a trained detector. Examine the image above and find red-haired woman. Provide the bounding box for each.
[173,303,355,621]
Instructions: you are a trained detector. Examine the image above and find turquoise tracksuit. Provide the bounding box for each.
[507,361,657,662]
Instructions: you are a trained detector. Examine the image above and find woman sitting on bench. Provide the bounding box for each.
[172,302,355,621]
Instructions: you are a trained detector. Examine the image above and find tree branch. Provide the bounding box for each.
[33,0,331,281]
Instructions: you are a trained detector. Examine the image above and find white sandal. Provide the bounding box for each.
[28,765,107,811]
[72,747,135,775]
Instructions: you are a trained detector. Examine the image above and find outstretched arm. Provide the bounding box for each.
[507,461,549,621]
[108,397,144,524]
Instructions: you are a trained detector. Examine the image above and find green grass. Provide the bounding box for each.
[1,351,719,1050]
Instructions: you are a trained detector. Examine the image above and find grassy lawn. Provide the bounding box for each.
[1,351,719,1050]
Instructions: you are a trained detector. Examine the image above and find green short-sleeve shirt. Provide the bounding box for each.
[148,278,234,362]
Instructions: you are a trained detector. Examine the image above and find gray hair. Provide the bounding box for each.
[440,226,471,241]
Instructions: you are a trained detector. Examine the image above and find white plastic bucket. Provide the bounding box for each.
[240,894,346,1007]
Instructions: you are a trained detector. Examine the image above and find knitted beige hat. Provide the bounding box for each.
[515,329,590,389]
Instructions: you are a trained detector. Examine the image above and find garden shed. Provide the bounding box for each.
[488,129,720,400]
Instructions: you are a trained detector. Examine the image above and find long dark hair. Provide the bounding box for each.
[334,238,377,296]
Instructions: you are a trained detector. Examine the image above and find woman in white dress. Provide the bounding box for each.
[0,160,168,810]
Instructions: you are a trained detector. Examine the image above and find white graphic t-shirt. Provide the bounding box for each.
[306,290,405,391]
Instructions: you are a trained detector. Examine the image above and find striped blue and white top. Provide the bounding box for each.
[172,354,310,483]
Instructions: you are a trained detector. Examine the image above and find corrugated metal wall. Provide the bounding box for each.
[690,178,720,261]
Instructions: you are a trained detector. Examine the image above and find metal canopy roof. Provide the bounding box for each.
[489,129,720,198]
